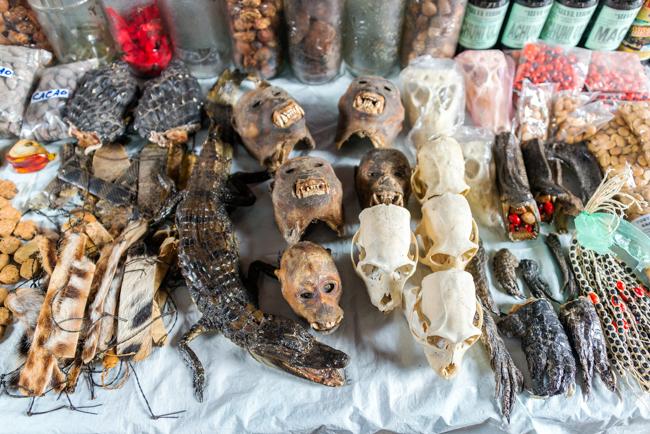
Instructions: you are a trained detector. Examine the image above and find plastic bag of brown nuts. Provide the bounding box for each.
[552,92,614,145]
[400,0,468,67]
[225,0,283,79]
[515,80,553,143]
[284,0,343,84]
[0,0,50,49]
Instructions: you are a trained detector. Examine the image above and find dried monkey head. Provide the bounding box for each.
[275,241,344,333]
[233,84,315,171]
[271,156,344,244]
[355,148,411,209]
[335,76,404,149]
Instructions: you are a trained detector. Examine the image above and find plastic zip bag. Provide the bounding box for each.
[552,91,614,144]
[515,80,554,143]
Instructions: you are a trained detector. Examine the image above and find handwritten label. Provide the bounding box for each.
[31,88,70,102]
[0,66,15,78]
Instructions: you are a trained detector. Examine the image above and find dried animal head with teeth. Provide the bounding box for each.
[351,204,417,312]
[403,269,483,379]
[233,84,314,172]
[355,148,411,209]
[335,76,404,149]
[272,156,344,244]
[415,193,479,272]
[276,241,344,333]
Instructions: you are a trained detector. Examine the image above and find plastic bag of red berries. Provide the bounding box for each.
[585,51,650,102]
[513,41,591,96]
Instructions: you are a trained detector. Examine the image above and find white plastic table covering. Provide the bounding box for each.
[0,70,649,434]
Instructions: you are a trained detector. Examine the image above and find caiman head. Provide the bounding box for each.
[249,315,349,387]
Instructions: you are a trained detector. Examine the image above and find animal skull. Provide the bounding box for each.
[411,136,470,203]
[415,193,479,272]
[271,156,344,244]
[403,269,483,379]
[335,76,405,149]
[351,204,417,312]
[355,148,412,209]
[276,241,344,333]
[233,84,315,172]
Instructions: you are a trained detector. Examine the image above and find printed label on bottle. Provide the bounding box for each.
[460,3,510,49]
[501,3,553,48]
[540,2,597,46]
[633,214,650,237]
[0,66,15,78]
[585,5,643,50]
[31,88,70,102]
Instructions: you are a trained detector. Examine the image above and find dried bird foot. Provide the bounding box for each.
[498,299,576,397]
[481,308,523,422]
[493,249,524,298]
[559,297,617,396]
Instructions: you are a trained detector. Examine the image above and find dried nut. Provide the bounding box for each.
[13,239,39,264]
[0,206,20,221]
[13,220,37,240]
[0,265,19,284]
[0,180,17,199]
[0,306,10,325]
[0,286,7,304]
[0,236,21,255]
[19,258,39,280]
[0,253,7,270]
[521,212,536,225]
[0,218,18,237]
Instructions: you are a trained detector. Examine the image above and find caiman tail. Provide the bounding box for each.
[177,71,349,402]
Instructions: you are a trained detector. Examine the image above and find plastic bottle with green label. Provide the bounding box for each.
[582,0,643,50]
[459,0,511,49]
[540,0,598,46]
[500,0,553,48]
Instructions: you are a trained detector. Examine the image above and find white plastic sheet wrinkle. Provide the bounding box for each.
[0,70,649,434]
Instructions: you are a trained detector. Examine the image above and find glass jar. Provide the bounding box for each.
[225,0,283,79]
[343,0,405,76]
[101,0,172,76]
[540,0,598,46]
[458,0,510,49]
[0,0,51,49]
[400,0,468,67]
[160,0,231,78]
[620,0,650,59]
[284,0,343,84]
[27,0,114,63]
[499,0,553,48]
[582,0,644,50]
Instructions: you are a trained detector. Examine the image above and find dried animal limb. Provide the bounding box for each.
[493,249,523,298]
[518,259,560,303]
[467,241,498,315]
[545,233,577,299]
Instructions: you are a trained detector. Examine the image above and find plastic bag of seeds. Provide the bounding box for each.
[515,79,554,143]
[553,96,614,145]
[619,101,650,165]
[585,51,650,101]
[0,45,52,138]
[20,59,99,142]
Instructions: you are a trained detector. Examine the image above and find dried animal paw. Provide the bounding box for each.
[518,259,559,302]
[493,249,523,298]
[467,241,498,315]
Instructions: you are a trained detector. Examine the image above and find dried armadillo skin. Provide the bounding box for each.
[65,61,138,146]
[493,248,523,298]
[545,233,578,299]
[467,241,498,315]
[559,297,617,396]
[498,299,577,397]
[133,60,202,145]
[481,308,523,422]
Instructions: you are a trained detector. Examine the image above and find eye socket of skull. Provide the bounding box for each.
[272,156,344,244]
[233,85,315,171]
[277,241,344,332]
[355,148,412,209]
[335,76,405,149]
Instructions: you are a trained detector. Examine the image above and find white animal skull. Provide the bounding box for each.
[415,193,479,272]
[403,269,483,379]
[411,136,470,203]
[351,204,418,312]
[399,57,465,138]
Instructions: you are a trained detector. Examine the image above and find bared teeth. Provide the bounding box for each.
[272,101,305,128]
[353,91,385,115]
[371,191,403,206]
[295,178,329,198]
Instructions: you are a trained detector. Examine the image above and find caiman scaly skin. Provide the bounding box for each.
[545,233,577,299]
[467,240,498,315]
[174,131,349,402]
[493,248,523,298]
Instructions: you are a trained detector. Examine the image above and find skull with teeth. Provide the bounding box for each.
[415,193,479,272]
[355,148,412,209]
[271,156,344,244]
[351,204,417,312]
[403,269,483,379]
[233,83,315,172]
[335,76,405,149]
[276,241,344,333]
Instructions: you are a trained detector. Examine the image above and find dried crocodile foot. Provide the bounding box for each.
[493,249,523,298]
[518,259,560,303]
[481,308,523,422]
[498,299,577,397]
[468,241,498,315]
[559,297,617,396]
[545,233,577,299]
